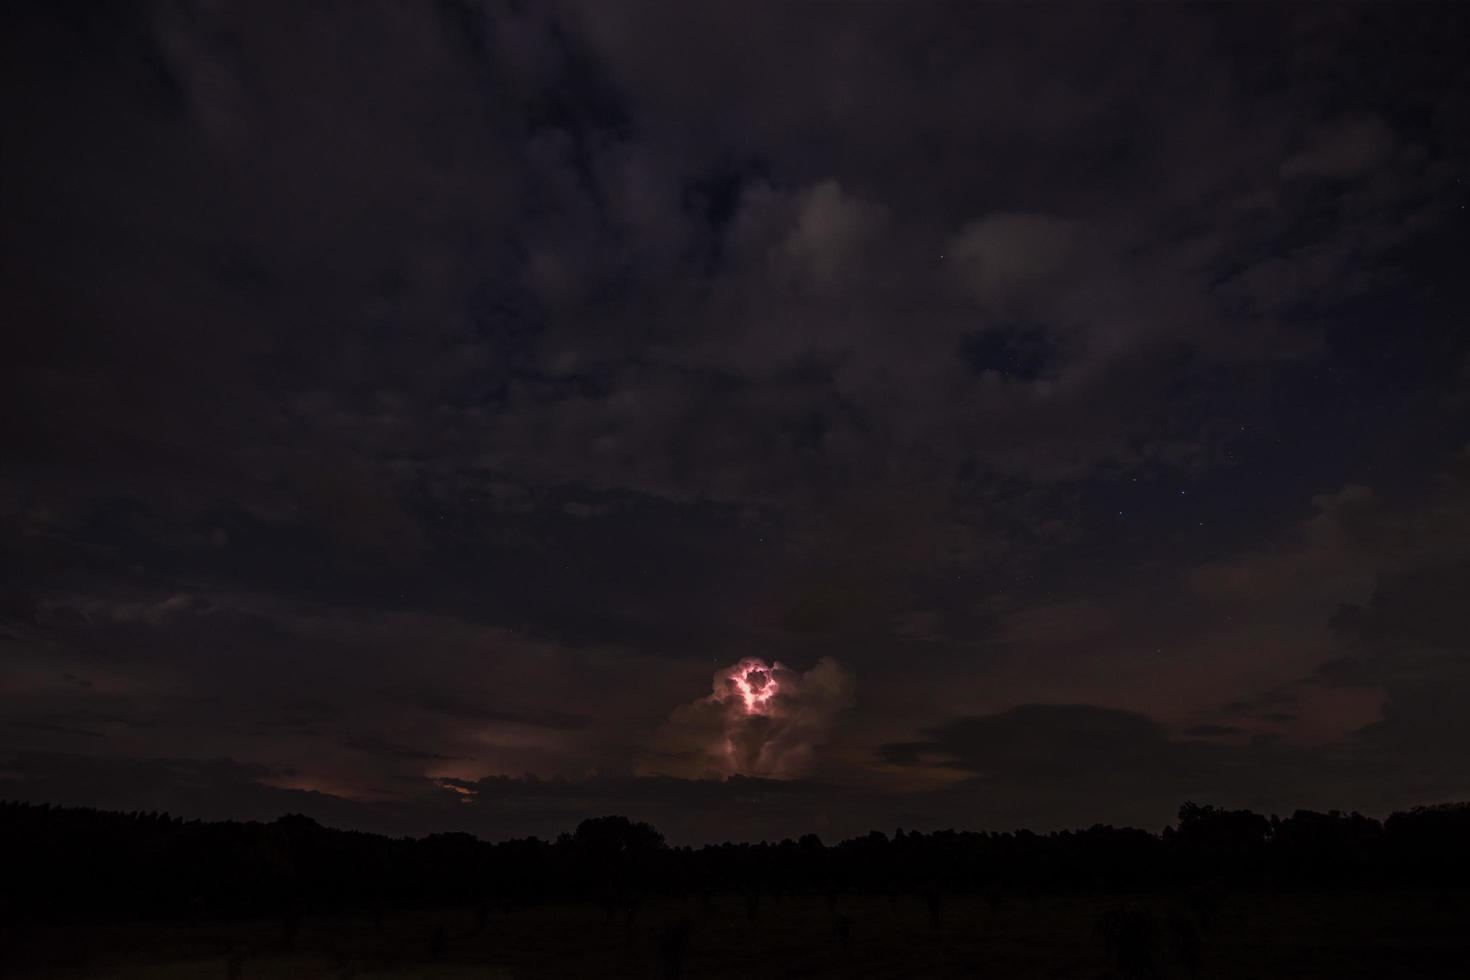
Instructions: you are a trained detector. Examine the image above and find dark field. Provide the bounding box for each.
[10,891,1469,979]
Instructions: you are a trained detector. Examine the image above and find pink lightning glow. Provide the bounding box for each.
[726,657,780,715]
[641,655,854,780]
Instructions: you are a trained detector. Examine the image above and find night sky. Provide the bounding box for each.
[3,3,1469,845]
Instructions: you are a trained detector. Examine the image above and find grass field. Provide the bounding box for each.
[6,891,1468,979]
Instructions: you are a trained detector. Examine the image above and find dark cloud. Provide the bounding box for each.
[0,751,886,844]
[0,752,424,835]
[877,701,1401,831]
[2,2,1469,838]
[1318,557,1470,799]
[344,735,462,764]
[420,696,591,732]
[1182,724,1246,738]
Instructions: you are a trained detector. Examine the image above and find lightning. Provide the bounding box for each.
[727,657,780,715]
[642,655,855,780]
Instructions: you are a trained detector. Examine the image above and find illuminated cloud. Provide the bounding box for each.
[641,657,855,780]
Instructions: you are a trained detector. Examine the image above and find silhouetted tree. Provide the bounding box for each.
[4,796,1470,929]
[1174,802,1271,878]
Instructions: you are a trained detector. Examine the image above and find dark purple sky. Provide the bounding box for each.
[3,2,1469,844]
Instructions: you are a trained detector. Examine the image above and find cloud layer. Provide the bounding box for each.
[2,2,1468,839]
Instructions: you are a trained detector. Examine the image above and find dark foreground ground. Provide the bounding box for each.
[6,891,1469,979]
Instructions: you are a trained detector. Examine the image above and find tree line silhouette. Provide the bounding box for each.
[3,799,1468,925]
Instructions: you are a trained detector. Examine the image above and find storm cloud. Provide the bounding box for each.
[2,2,1469,840]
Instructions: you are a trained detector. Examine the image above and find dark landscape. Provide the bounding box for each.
[6,800,1470,978]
